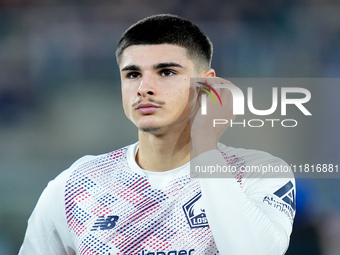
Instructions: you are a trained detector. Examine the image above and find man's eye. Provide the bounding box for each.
[160,69,176,77]
[126,72,141,79]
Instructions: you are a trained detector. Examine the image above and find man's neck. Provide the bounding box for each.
[136,124,191,172]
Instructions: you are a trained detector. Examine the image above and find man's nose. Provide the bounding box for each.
[137,77,157,97]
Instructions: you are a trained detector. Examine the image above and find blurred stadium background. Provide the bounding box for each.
[1,0,340,254]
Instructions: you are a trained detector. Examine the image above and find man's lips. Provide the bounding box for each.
[135,103,161,114]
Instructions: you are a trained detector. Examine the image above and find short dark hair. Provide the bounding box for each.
[116,14,213,71]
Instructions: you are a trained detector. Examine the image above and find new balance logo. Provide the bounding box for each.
[91,215,119,231]
[274,181,296,211]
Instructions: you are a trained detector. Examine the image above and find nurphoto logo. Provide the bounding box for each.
[196,80,312,128]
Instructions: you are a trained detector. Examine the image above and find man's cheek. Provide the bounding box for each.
[122,101,132,120]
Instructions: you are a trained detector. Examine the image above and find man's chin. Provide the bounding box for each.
[139,127,161,133]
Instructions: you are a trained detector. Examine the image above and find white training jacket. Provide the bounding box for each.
[19,142,295,255]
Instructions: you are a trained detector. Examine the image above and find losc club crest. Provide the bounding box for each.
[183,192,209,229]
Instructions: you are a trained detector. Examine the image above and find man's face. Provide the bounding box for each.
[119,44,197,133]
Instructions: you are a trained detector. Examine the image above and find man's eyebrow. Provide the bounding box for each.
[121,62,183,72]
[121,65,140,72]
[154,62,183,69]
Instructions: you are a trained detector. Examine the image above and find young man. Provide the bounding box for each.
[19,14,295,255]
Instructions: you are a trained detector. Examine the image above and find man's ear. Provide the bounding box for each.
[199,68,216,78]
